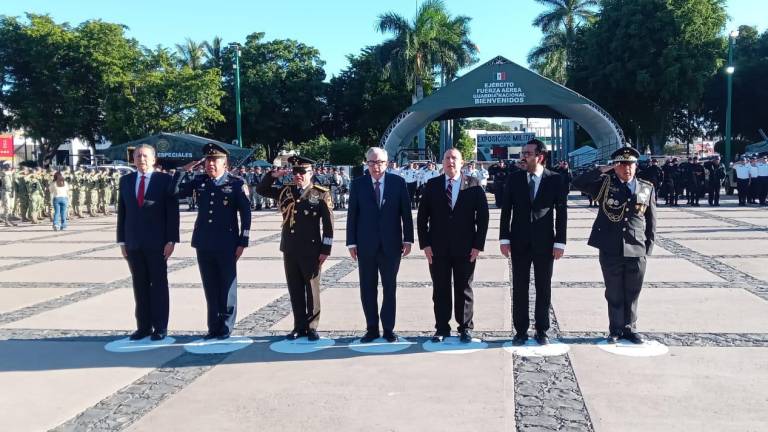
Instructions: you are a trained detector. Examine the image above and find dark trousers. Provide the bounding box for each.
[429,255,476,333]
[599,254,646,335]
[749,178,759,203]
[406,182,417,208]
[494,189,504,208]
[283,253,322,331]
[196,249,238,334]
[707,183,721,205]
[737,179,749,205]
[511,252,554,335]
[759,177,768,204]
[689,183,702,205]
[126,247,169,332]
[358,250,401,332]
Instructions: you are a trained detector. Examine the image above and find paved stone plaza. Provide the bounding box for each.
[1,193,767,432]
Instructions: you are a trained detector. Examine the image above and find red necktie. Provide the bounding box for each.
[137,175,146,207]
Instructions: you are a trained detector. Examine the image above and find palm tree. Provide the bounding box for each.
[203,36,223,69]
[376,0,477,153]
[175,37,205,69]
[529,0,597,82]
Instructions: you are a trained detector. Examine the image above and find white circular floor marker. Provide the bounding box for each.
[502,339,570,357]
[596,339,669,357]
[184,336,253,354]
[422,336,488,354]
[348,337,415,354]
[269,337,335,354]
[104,336,177,353]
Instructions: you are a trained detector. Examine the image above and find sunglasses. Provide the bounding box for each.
[292,167,311,175]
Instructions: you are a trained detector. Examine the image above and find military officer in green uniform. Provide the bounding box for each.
[257,156,333,341]
[16,168,29,221]
[1,164,17,226]
[572,146,657,345]
[26,171,44,224]
[41,167,53,220]
[86,169,100,217]
[97,168,112,215]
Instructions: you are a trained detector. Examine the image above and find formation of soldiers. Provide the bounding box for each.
[0,164,121,226]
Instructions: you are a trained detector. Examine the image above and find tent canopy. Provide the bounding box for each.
[745,140,768,155]
[99,133,254,166]
[381,56,624,162]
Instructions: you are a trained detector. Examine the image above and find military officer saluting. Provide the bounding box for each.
[257,155,333,341]
[176,143,251,340]
[572,146,656,344]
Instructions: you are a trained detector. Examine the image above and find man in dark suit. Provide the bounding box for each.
[346,147,414,343]
[572,146,656,344]
[117,144,180,341]
[418,148,489,343]
[176,143,251,340]
[500,139,567,346]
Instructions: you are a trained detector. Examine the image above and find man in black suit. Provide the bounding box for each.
[572,146,656,344]
[346,147,414,343]
[500,139,567,346]
[418,149,489,343]
[117,144,180,341]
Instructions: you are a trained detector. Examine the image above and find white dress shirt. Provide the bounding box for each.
[347,174,411,249]
[445,172,461,208]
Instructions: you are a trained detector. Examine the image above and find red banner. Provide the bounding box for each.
[0,135,13,160]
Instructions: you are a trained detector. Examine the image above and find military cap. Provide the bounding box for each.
[203,142,229,158]
[287,155,315,169]
[610,146,640,163]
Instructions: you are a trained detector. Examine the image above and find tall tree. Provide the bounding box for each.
[203,36,224,70]
[175,37,205,69]
[376,0,476,152]
[569,0,727,153]
[528,0,597,83]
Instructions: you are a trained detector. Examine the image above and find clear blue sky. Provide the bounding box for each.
[4,0,766,79]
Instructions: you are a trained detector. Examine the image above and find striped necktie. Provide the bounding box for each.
[446,178,453,208]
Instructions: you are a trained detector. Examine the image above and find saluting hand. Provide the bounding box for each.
[599,165,615,174]
[271,168,290,178]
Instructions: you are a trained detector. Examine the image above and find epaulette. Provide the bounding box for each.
[637,178,653,187]
[312,184,329,192]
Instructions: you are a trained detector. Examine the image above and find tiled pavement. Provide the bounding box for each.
[1,194,767,431]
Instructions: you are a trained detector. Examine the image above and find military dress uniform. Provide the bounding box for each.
[174,143,252,339]
[572,147,657,343]
[256,156,333,339]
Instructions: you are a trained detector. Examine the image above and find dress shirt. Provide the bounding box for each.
[446,172,461,208]
[135,170,154,197]
[347,173,411,249]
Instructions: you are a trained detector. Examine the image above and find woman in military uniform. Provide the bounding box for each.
[572,146,656,345]
[257,156,333,341]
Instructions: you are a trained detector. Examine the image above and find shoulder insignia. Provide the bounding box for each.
[313,184,329,192]
[637,178,653,187]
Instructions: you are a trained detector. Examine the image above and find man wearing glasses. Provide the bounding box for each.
[257,155,333,341]
[572,146,656,345]
[346,147,413,343]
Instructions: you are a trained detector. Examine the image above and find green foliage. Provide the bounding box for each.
[569,0,727,153]
[458,119,511,131]
[455,129,475,161]
[289,135,366,165]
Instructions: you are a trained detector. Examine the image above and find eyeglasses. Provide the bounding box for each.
[367,160,387,166]
[292,167,311,175]
[520,151,536,157]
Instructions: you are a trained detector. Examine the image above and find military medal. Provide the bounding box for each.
[222,186,233,194]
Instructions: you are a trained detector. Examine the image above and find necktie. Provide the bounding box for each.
[446,179,453,208]
[528,175,536,201]
[374,181,381,208]
[137,175,146,207]
[623,181,632,197]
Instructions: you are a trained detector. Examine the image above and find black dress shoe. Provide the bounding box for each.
[622,331,644,344]
[459,330,473,343]
[511,334,528,346]
[306,329,320,341]
[383,331,398,343]
[431,331,448,343]
[286,329,304,340]
[360,330,380,343]
[216,329,231,340]
[203,331,218,340]
[606,333,620,344]
[129,330,151,340]
[534,331,549,345]
[150,330,167,341]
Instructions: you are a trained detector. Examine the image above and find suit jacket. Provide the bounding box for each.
[346,173,414,257]
[116,172,180,250]
[499,169,567,255]
[257,175,333,257]
[572,168,656,257]
[174,172,251,251]
[417,174,489,257]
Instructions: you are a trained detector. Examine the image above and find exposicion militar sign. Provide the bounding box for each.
[477,132,535,147]
[472,71,526,105]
